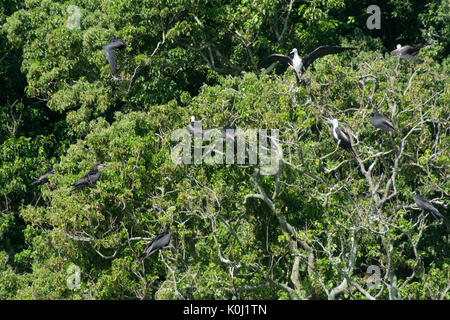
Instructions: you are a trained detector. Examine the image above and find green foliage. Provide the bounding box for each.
[0,0,448,300]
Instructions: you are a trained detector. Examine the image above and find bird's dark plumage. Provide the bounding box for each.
[141,225,172,259]
[72,163,106,191]
[265,46,355,84]
[265,53,302,84]
[413,191,444,220]
[369,108,396,132]
[30,168,54,186]
[334,127,357,159]
[326,119,357,160]
[390,44,424,63]
[102,36,126,76]
[300,45,355,73]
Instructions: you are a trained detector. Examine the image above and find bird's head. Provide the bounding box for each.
[396,44,402,50]
[412,190,418,197]
[290,48,298,55]
[96,163,107,170]
[165,225,172,233]
[325,118,338,127]
[190,115,196,124]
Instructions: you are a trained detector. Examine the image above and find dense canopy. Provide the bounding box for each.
[0,0,448,300]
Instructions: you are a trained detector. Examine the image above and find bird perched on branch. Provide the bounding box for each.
[369,108,396,133]
[325,118,357,160]
[265,46,355,84]
[390,44,424,63]
[30,167,54,186]
[413,190,450,234]
[140,225,172,260]
[102,35,127,81]
[413,190,444,220]
[72,163,106,191]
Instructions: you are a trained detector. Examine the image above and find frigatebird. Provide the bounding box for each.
[30,167,54,186]
[369,108,396,133]
[390,44,424,63]
[72,163,106,191]
[413,190,444,220]
[102,36,126,80]
[187,116,204,138]
[265,46,355,84]
[326,118,357,160]
[140,225,172,259]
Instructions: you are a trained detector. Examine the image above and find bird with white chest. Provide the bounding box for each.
[325,118,357,160]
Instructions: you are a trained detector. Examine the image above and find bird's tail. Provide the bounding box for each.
[349,147,358,162]
[139,249,156,261]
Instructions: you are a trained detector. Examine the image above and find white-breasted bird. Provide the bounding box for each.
[325,118,357,160]
[265,46,355,84]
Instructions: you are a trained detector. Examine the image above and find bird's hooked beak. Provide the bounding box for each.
[324,118,332,125]
[290,48,297,55]
[98,164,107,170]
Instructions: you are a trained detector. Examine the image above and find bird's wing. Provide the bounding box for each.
[142,233,170,258]
[399,54,423,63]
[265,54,293,67]
[416,196,444,219]
[422,200,443,219]
[390,49,401,57]
[103,45,117,74]
[73,170,95,186]
[111,40,126,50]
[153,233,171,249]
[372,114,395,132]
[336,127,351,144]
[73,175,88,186]
[87,171,100,184]
[380,116,396,131]
[336,127,356,158]
[302,46,355,71]
[406,45,423,56]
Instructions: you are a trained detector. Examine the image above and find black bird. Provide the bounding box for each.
[187,116,204,138]
[72,163,106,191]
[369,108,396,133]
[141,225,172,259]
[265,46,355,84]
[326,118,357,160]
[413,190,444,220]
[390,44,424,63]
[30,167,54,186]
[102,36,127,80]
